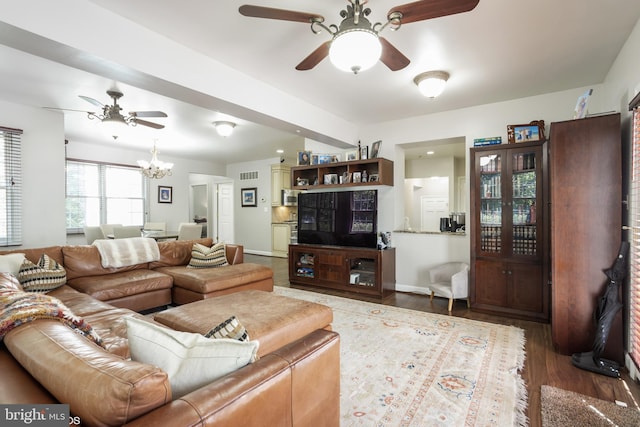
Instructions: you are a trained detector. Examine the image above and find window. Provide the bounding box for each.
[629,93,640,375]
[0,126,22,246]
[66,160,147,232]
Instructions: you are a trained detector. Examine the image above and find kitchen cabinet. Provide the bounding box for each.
[549,113,623,362]
[272,223,291,258]
[289,244,395,300]
[271,164,291,206]
[470,140,549,322]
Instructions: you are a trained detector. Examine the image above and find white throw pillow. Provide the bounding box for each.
[125,317,259,399]
[0,253,26,275]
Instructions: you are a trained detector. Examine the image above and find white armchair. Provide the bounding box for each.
[427,262,470,312]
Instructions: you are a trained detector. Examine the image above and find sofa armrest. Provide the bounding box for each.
[124,329,340,427]
[225,244,243,265]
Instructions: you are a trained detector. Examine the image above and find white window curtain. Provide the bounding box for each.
[628,93,640,379]
[0,126,22,246]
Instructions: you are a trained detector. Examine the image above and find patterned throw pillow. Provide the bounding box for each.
[187,242,229,269]
[205,316,250,342]
[17,254,67,293]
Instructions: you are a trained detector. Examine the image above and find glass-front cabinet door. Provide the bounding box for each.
[474,143,543,260]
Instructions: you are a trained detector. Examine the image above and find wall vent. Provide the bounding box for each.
[240,171,259,180]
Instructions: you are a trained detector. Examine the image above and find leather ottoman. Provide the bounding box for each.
[153,290,333,356]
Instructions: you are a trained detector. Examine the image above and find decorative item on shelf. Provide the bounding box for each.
[158,186,172,204]
[474,137,502,147]
[296,177,309,186]
[362,170,368,182]
[369,174,379,182]
[311,154,319,165]
[341,172,352,184]
[324,174,338,185]
[573,89,593,119]
[213,121,236,137]
[297,151,311,165]
[138,141,173,179]
[241,187,257,207]
[331,154,341,162]
[317,154,332,164]
[370,140,381,158]
[377,232,391,249]
[507,120,545,144]
[345,150,358,161]
[353,171,362,183]
[360,145,369,160]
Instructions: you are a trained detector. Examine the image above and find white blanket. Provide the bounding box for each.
[93,237,160,268]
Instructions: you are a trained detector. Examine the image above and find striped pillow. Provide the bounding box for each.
[205,316,250,342]
[17,254,66,293]
[187,242,229,269]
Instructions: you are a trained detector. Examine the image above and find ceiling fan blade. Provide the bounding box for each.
[296,41,331,71]
[239,5,323,23]
[379,38,410,71]
[389,0,479,24]
[133,118,165,130]
[43,107,94,113]
[78,95,104,108]
[130,111,168,118]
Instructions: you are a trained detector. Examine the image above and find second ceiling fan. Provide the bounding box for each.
[240,0,480,74]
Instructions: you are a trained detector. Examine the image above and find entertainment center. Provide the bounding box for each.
[288,158,396,300]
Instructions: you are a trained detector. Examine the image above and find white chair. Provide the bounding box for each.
[427,262,470,312]
[143,222,167,231]
[83,226,105,244]
[113,225,142,239]
[99,223,122,237]
[177,223,203,240]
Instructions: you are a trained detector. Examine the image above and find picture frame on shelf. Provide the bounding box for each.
[341,172,352,184]
[318,154,332,164]
[297,151,311,165]
[311,154,319,165]
[324,173,338,185]
[370,140,381,158]
[360,146,368,160]
[241,187,257,207]
[507,120,545,144]
[369,174,379,182]
[296,178,309,186]
[352,171,362,183]
[158,186,172,204]
[345,150,358,161]
[330,154,341,163]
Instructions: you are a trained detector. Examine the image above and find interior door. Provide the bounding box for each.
[217,182,234,243]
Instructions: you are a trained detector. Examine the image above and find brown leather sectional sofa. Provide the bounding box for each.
[0,238,340,426]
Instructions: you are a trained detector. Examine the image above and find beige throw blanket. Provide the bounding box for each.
[93,237,160,268]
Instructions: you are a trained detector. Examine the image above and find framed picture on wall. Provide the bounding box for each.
[241,187,257,207]
[158,186,172,203]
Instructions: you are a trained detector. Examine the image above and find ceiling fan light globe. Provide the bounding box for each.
[329,29,381,74]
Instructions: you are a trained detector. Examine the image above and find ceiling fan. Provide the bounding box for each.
[50,89,167,130]
[239,0,480,74]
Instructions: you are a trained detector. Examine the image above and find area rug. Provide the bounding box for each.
[273,287,528,426]
[541,385,640,427]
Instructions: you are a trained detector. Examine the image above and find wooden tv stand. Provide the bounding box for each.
[289,244,395,300]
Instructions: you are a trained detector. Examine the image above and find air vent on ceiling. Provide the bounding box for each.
[240,171,259,181]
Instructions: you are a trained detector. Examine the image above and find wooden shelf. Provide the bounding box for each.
[291,158,393,190]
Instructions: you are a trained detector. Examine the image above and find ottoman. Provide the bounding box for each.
[153,290,333,356]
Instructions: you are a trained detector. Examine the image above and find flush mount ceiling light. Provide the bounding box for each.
[137,141,173,179]
[214,121,236,137]
[414,70,450,98]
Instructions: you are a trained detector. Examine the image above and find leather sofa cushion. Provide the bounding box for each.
[62,245,150,280]
[149,238,213,267]
[155,263,272,294]
[0,246,64,267]
[5,320,171,426]
[67,269,172,302]
[154,290,333,357]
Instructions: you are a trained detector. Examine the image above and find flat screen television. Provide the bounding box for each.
[297,189,377,248]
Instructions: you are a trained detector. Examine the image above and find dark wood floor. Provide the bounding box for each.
[245,253,640,427]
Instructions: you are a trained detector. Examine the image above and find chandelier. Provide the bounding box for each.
[137,143,173,179]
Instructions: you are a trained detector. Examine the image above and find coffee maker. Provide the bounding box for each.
[439,217,451,232]
[449,212,465,232]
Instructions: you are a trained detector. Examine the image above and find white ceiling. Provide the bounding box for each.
[0,0,639,164]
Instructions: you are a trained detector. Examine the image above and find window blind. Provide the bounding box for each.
[0,126,22,246]
[629,94,640,372]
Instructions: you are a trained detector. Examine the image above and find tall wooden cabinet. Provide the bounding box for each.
[470,140,550,322]
[549,113,623,363]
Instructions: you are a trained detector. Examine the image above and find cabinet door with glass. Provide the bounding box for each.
[474,142,544,260]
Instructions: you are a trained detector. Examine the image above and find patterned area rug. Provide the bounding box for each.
[274,287,528,426]
[541,385,640,427]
